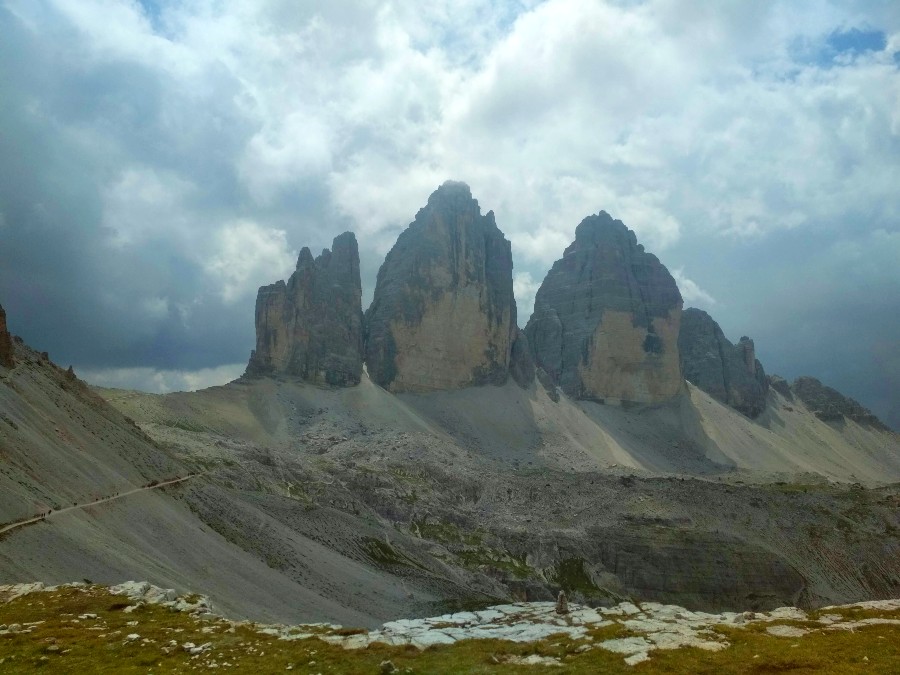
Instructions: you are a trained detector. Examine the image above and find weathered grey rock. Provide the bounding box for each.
[678,308,769,418]
[0,304,13,368]
[535,368,560,402]
[768,375,793,401]
[791,376,889,430]
[246,232,363,386]
[508,328,535,388]
[525,212,683,404]
[365,181,517,392]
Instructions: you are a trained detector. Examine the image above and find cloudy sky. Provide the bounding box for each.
[1,0,898,428]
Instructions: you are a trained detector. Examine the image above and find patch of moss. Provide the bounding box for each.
[412,519,484,546]
[549,558,604,596]
[455,547,532,579]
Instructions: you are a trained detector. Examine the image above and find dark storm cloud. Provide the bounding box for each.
[665,224,900,430]
[0,4,291,373]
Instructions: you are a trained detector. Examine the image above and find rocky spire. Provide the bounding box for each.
[246,232,364,386]
[678,308,769,418]
[525,211,683,404]
[365,181,518,392]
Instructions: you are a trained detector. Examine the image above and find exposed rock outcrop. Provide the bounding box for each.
[509,328,536,389]
[0,304,13,368]
[678,308,769,418]
[791,376,889,430]
[246,232,364,386]
[525,212,683,404]
[365,181,517,392]
[768,375,793,401]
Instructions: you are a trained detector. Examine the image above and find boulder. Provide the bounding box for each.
[678,308,769,418]
[365,181,518,392]
[791,376,889,430]
[246,232,364,386]
[525,212,683,404]
[0,304,13,368]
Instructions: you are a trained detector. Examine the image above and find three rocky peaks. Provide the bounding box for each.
[244,181,884,426]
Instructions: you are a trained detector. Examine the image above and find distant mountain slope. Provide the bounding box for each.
[100,368,899,484]
[95,373,900,613]
[0,340,182,522]
[3,325,898,624]
[0,338,443,626]
[686,383,900,481]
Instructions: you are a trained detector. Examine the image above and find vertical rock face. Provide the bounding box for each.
[525,212,683,404]
[246,232,364,386]
[678,308,769,418]
[508,328,535,389]
[791,376,889,430]
[0,304,14,368]
[365,181,517,392]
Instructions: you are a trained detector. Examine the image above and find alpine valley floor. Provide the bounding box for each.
[3,334,898,630]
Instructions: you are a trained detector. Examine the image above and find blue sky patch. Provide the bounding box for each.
[791,27,887,68]
[137,0,165,32]
[826,28,886,55]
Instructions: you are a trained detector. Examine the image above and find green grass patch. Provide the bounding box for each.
[455,547,532,579]
[2,587,899,673]
[548,558,605,597]
[411,519,484,546]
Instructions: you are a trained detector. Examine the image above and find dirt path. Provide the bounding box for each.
[0,474,202,537]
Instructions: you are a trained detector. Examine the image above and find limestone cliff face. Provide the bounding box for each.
[508,328,535,389]
[525,212,682,404]
[246,232,363,386]
[365,181,517,392]
[0,304,13,368]
[678,308,769,418]
[791,376,889,430]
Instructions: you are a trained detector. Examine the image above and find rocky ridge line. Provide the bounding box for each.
[365,181,519,392]
[678,308,769,418]
[791,376,890,430]
[246,232,364,386]
[525,211,683,404]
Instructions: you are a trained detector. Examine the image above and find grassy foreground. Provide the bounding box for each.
[0,586,898,673]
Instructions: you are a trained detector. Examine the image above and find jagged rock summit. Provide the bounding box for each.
[0,304,13,368]
[246,232,364,386]
[365,181,518,392]
[525,212,683,404]
[679,308,769,418]
[791,376,889,430]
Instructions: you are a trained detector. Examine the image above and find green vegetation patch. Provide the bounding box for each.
[412,519,484,546]
[548,558,603,595]
[455,547,532,579]
[1,587,900,673]
[360,537,425,570]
